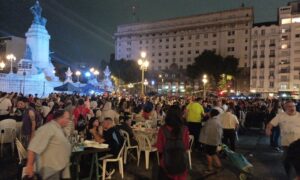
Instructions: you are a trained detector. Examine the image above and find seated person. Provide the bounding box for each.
[86,117,104,143]
[119,113,138,146]
[99,117,124,157]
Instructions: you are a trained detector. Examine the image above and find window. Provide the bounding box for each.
[152,53,155,57]
[166,45,169,49]
[173,45,176,48]
[158,59,162,63]
[213,33,217,37]
[227,47,235,52]
[187,50,191,54]
[204,41,208,45]
[180,44,184,48]
[158,53,162,56]
[245,30,248,34]
[228,39,235,44]
[165,59,169,63]
[180,58,183,62]
[172,52,176,55]
[196,35,200,39]
[180,51,184,55]
[296,34,300,38]
[187,57,191,62]
[282,18,292,24]
[204,34,208,38]
[212,41,216,45]
[165,52,169,56]
[196,50,199,54]
[188,43,192,47]
[139,40,142,44]
[172,58,176,62]
[261,30,265,35]
[159,39,162,42]
[188,36,192,40]
[228,31,235,36]
[196,42,200,46]
[269,82,274,88]
[292,17,300,23]
[245,46,248,50]
[180,36,184,41]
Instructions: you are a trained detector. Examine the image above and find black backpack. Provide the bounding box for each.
[162,126,188,175]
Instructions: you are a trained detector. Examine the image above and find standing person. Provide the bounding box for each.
[184,97,204,149]
[100,101,119,125]
[220,107,239,151]
[266,100,283,151]
[200,109,223,174]
[18,97,37,147]
[285,139,300,180]
[266,100,300,178]
[156,105,189,180]
[25,110,71,180]
[0,92,12,120]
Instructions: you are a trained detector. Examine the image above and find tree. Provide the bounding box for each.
[186,50,239,89]
[108,59,141,83]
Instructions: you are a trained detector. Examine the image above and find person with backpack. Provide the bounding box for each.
[156,105,189,180]
[18,97,43,148]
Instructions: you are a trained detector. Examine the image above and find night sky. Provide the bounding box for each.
[0,0,291,66]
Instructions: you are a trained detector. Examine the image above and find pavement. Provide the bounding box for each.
[0,129,287,180]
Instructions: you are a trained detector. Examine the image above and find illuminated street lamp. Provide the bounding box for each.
[75,70,81,82]
[93,70,99,79]
[202,74,208,99]
[90,67,95,73]
[138,51,149,96]
[144,79,149,94]
[6,54,16,74]
[0,61,6,70]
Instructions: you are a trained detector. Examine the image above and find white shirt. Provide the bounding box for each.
[0,97,12,115]
[40,106,51,118]
[220,112,239,129]
[270,112,300,146]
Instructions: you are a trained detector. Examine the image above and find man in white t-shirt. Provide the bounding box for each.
[266,100,300,178]
[0,92,12,120]
[266,101,300,147]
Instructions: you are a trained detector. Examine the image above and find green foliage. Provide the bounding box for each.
[108,59,141,83]
[186,50,239,81]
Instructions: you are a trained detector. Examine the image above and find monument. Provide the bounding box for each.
[0,1,60,96]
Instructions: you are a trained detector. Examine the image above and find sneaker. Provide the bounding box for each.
[204,169,214,174]
[274,147,283,153]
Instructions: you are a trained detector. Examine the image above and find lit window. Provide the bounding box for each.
[292,17,300,23]
[281,44,288,49]
[281,18,292,24]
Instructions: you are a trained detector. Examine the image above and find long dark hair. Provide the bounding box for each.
[164,105,183,137]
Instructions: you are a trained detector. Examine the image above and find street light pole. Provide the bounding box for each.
[202,74,208,99]
[138,51,149,96]
[6,54,16,74]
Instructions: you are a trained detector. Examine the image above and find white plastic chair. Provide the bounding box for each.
[0,119,17,157]
[15,138,27,164]
[187,135,194,169]
[136,134,159,170]
[99,141,126,180]
[119,129,138,164]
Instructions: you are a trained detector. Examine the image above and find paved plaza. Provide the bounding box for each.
[0,130,286,180]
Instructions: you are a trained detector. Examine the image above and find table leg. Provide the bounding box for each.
[89,155,95,179]
[95,153,100,179]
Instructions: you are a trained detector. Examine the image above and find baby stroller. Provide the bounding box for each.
[222,144,253,180]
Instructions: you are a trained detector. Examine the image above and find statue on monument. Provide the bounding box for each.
[23,45,32,59]
[30,1,47,26]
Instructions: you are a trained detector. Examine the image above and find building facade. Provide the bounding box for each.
[277,1,300,97]
[0,36,26,71]
[114,8,253,94]
[250,22,280,96]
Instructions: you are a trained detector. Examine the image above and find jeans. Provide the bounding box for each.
[222,129,236,151]
[187,122,202,148]
[270,126,280,148]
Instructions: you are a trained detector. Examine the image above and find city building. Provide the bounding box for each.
[114,7,253,94]
[250,22,280,96]
[0,36,26,70]
[276,1,300,98]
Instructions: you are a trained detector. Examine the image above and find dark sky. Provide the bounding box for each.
[0,0,291,65]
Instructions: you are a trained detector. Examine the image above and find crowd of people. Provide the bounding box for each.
[0,91,299,179]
